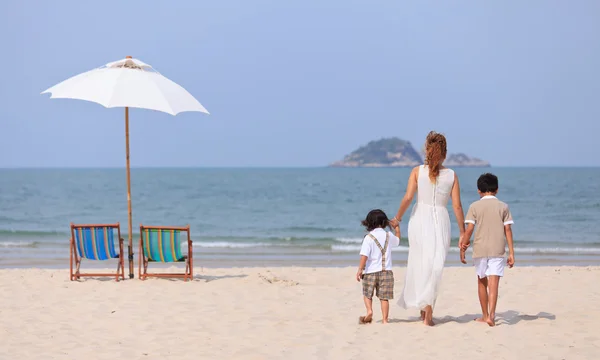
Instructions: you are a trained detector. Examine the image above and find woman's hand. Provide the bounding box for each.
[458,234,470,250]
[389,217,399,228]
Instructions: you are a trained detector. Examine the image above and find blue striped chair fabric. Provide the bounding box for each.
[73,226,119,260]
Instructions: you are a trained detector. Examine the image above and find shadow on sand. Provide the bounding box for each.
[435,310,556,326]
[387,317,424,324]
[151,274,249,282]
[73,274,248,283]
[195,274,248,282]
[72,277,124,283]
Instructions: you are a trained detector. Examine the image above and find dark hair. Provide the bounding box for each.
[361,209,390,232]
[477,173,499,193]
[424,131,447,183]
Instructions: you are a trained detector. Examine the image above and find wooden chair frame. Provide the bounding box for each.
[138,224,193,281]
[70,223,125,282]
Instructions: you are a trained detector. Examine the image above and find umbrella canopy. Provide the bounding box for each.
[42,56,209,279]
[42,57,209,115]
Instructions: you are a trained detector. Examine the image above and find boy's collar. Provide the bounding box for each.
[480,195,497,200]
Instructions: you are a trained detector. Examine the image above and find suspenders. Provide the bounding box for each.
[368,232,389,271]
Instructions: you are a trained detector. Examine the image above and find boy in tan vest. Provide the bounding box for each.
[459,173,515,327]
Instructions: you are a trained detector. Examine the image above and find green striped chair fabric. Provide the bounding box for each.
[142,229,185,262]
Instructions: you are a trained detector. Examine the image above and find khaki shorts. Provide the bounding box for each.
[362,270,394,300]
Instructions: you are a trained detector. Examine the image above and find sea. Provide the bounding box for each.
[1,167,599,268]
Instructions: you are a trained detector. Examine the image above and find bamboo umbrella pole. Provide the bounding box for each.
[125,106,133,279]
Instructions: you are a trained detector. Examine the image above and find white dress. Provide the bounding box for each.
[398,165,454,310]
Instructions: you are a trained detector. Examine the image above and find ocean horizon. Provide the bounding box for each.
[1,167,599,268]
[2,165,600,169]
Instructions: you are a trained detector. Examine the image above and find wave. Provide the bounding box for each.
[0,241,39,248]
[1,227,599,246]
[330,244,600,255]
[509,247,600,255]
[331,244,411,252]
[284,226,345,233]
[335,237,363,244]
[0,229,67,237]
[1,237,599,256]
[1,229,599,256]
[193,242,270,249]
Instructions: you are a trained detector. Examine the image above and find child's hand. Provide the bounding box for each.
[458,236,469,264]
[458,238,470,251]
[394,226,401,240]
[356,269,363,282]
[507,254,515,268]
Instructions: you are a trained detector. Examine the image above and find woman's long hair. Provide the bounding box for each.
[424,131,447,183]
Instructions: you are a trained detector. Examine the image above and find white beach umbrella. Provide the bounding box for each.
[42,56,209,278]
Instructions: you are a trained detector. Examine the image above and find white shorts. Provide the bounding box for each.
[474,257,505,278]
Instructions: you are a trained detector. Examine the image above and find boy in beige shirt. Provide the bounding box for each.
[459,173,515,327]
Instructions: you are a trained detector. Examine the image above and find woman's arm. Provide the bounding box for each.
[391,166,419,226]
[451,173,466,236]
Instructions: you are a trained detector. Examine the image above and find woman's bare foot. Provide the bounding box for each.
[423,306,434,326]
[382,319,389,324]
[487,314,496,327]
[474,317,488,323]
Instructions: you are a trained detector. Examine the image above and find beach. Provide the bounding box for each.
[1,168,599,359]
[1,266,598,359]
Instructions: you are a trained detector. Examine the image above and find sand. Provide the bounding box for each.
[1,266,599,359]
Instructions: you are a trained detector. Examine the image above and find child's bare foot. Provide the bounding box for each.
[359,316,372,324]
[420,310,425,320]
[474,317,492,326]
[474,316,496,327]
[359,312,373,324]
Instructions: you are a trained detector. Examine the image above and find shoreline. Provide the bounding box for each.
[2,255,599,269]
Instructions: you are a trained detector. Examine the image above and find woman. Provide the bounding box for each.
[389,131,465,326]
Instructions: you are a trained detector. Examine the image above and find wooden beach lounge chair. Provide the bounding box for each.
[70,223,125,281]
[138,224,193,281]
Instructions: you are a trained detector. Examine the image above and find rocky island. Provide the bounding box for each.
[329,137,490,168]
[443,152,490,167]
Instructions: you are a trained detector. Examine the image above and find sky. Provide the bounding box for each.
[1,0,599,167]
